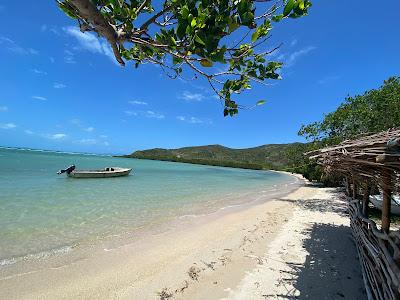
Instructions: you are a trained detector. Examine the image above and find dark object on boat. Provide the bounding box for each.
[58,165,132,178]
[57,165,76,174]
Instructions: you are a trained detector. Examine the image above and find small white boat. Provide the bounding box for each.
[58,165,132,178]
[369,195,400,216]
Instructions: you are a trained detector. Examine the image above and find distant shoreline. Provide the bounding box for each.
[118,155,270,170]
[119,143,306,172]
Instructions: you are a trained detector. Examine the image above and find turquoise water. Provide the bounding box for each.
[0,147,298,264]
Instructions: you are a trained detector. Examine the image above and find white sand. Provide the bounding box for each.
[0,176,366,299]
[225,185,366,299]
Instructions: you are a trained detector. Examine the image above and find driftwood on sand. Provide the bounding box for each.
[309,128,400,299]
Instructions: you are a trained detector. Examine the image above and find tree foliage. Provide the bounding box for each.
[299,77,400,143]
[57,0,311,116]
[295,76,400,183]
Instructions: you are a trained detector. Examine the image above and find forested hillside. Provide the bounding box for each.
[123,143,309,171]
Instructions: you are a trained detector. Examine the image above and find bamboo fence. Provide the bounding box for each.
[309,129,400,299]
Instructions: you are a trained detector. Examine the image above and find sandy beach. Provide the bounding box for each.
[0,175,366,299]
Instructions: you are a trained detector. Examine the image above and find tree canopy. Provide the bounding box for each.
[57,0,311,116]
[299,77,400,144]
[294,76,400,183]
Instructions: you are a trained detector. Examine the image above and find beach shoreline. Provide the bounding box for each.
[0,173,365,299]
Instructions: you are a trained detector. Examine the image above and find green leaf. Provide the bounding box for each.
[228,19,240,33]
[176,22,186,39]
[191,18,197,27]
[283,0,296,16]
[256,100,266,106]
[251,30,259,42]
[272,14,284,22]
[200,59,213,67]
[173,56,183,65]
[195,35,206,46]
[181,6,189,19]
[58,3,77,19]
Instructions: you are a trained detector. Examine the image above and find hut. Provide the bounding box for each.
[308,129,400,299]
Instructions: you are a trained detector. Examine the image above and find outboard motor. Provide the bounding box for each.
[57,165,76,174]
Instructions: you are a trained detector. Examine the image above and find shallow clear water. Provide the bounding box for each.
[0,147,297,263]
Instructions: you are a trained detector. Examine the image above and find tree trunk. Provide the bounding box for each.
[69,0,125,66]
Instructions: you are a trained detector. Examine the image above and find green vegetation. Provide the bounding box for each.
[299,77,400,144]
[58,0,311,116]
[297,76,400,182]
[123,143,309,171]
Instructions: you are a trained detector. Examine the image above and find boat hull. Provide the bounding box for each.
[67,168,132,178]
[369,195,400,216]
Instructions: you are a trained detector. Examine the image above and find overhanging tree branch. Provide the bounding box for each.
[57,0,312,116]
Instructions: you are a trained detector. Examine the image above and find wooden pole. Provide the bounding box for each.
[362,184,370,217]
[381,169,392,233]
[353,178,358,199]
[346,176,351,196]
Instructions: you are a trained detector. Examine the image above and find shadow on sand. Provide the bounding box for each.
[264,223,366,299]
[279,187,349,217]
[264,190,366,299]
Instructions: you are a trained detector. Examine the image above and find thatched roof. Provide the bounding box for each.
[308,129,400,190]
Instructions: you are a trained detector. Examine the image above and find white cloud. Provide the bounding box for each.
[318,75,340,85]
[49,133,67,140]
[277,53,285,60]
[124,110,138,116]
[75,138,110,146]
[179,90,205,102]
[31,69,47,75]
[41,25,59,35]
[24,129,34,135]
[64,26,116,64]
[32,96,47,101]
[49,57,55,63]
[29,48,39,55]
[128,100,148,105]
[49,27,60,35]
[64,50,76,64]
[54,82,66,89]
[100,134,108,138]
[0,36,38,55]
[286,46,316,67]
[125,110,165,119]
[145,110,165,119]
[290,39,298,47]
[70,118,81,125]
[0,123,16,129]
[176,116,212,125]
[77,138,97,145]
[0,106,8,112]
[70,119,95,132]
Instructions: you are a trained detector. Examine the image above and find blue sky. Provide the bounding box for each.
[0,1,399,154]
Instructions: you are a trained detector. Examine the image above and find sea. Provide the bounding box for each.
[0,147,300,266]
